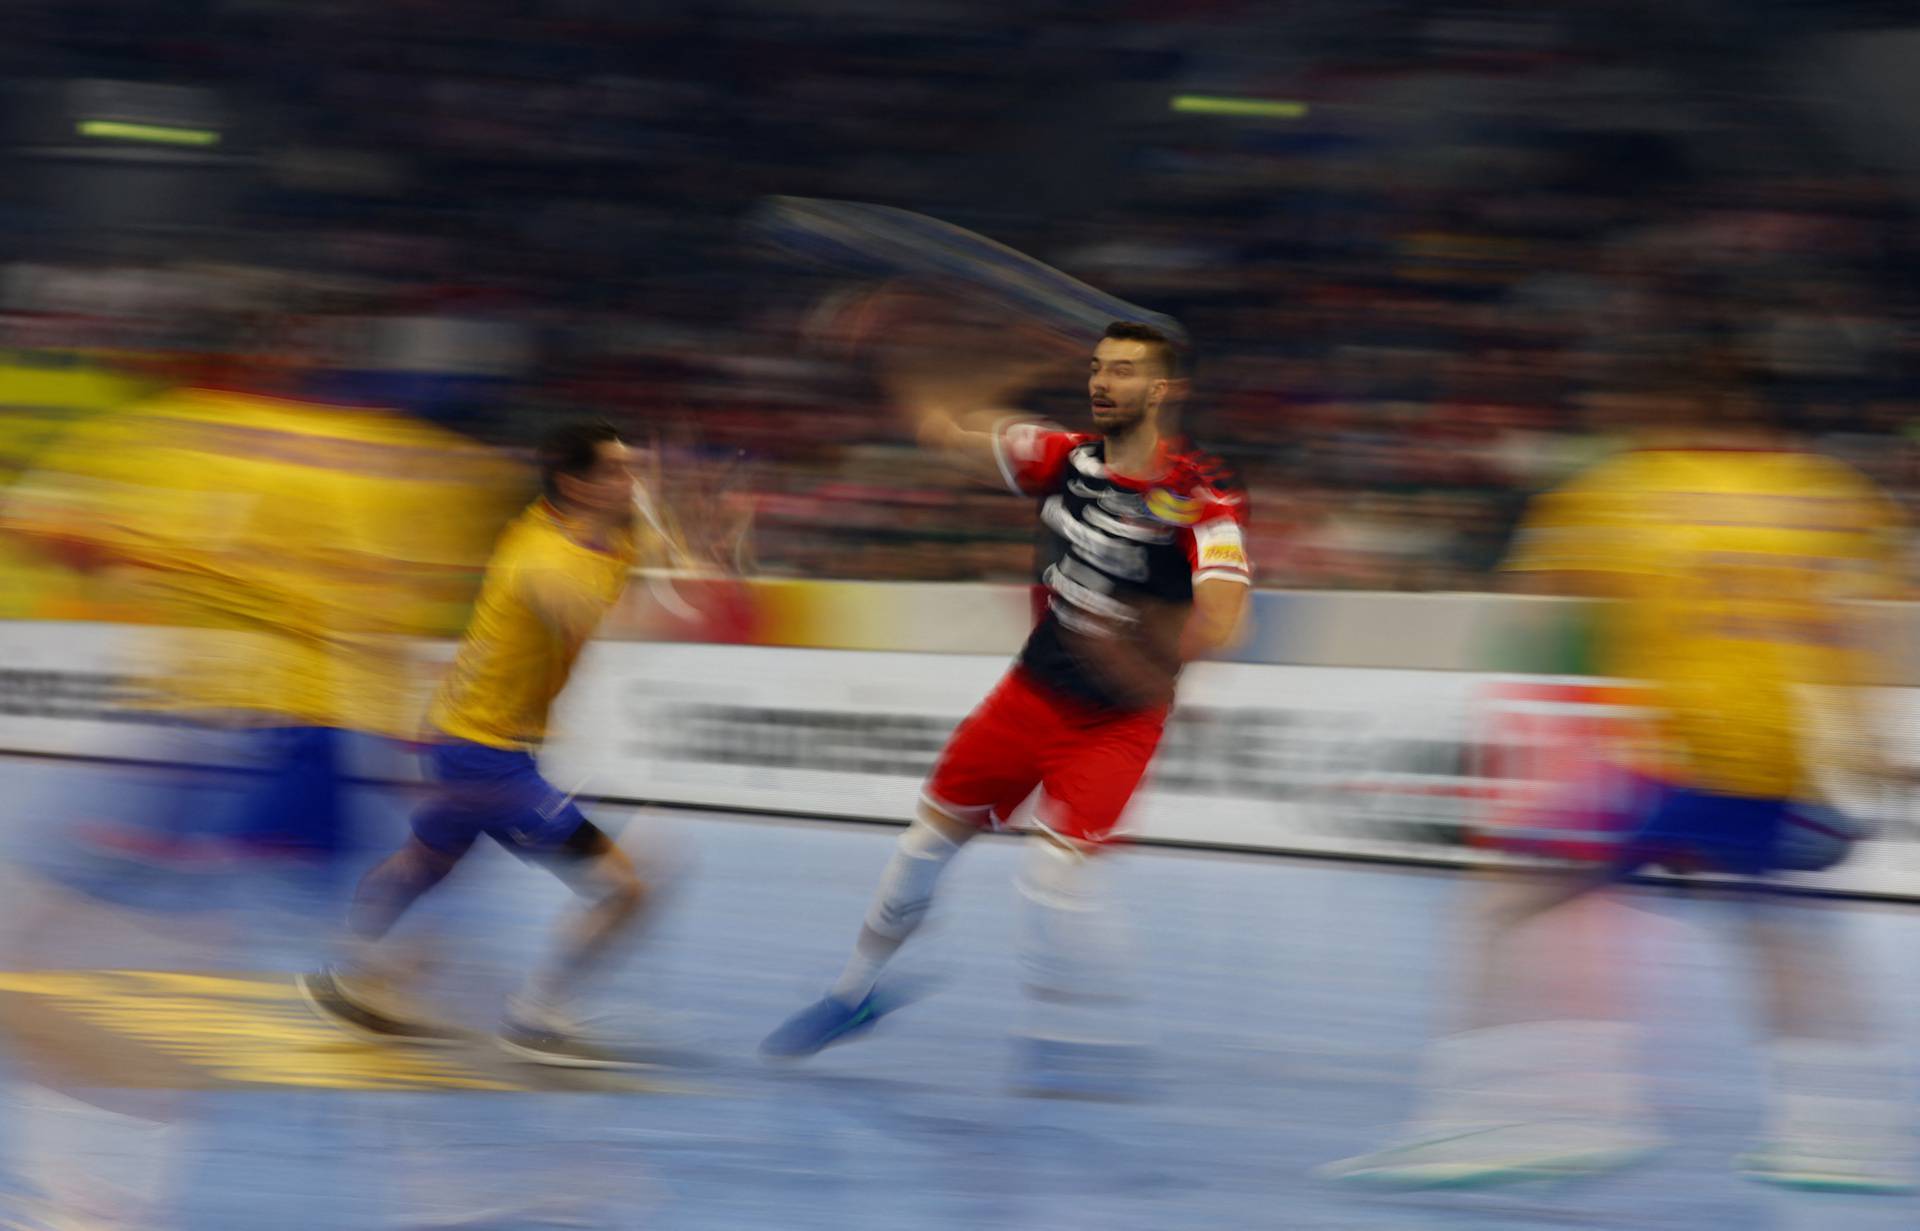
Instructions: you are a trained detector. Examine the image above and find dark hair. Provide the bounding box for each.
[1101,320,1189,380]
[539,420,622,503]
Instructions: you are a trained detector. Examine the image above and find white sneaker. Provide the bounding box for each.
[1321,1121,1664,1189]
[1739,1141,1916,1195]
[297,967,463,1046]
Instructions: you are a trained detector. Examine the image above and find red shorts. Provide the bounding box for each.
[923,668,1168,845]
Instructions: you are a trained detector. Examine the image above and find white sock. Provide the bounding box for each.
[1408,1023,1550,1133]
[1549,1018,1653,1126]
[1409,1019,1650,1134]
[1015,838,1137,1046]
[830,820,960,1003]
[1767,1037,1908,1154]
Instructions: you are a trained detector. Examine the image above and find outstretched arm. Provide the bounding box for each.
[912,407,1008,487]
[875,305,1066,487]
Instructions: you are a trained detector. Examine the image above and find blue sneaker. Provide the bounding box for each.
[761,990,893,1059]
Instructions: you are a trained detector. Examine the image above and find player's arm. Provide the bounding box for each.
[1,466,170,575]
[1082,534,1250,706]
[918,411,1079,497]
[913,408,1010,486]
[879,327,1070,490]
[1178,501,1253,660]
[1177,576,1250,661]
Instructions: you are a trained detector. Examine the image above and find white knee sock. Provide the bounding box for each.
[1015,838,1137,1046]
[830,820,961,1003]
[1408,1019,1652,1134]
[1767,1037,1908,1154]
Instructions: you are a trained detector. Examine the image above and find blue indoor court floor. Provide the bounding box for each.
[1,755,1919,1230]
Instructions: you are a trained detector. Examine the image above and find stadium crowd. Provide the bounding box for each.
[2,0,1917,589]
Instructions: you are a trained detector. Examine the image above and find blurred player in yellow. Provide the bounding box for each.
[1326,352,1913,1192]
[301,421,706,1067]
[2,368,523,861]
[0,358,522,1229]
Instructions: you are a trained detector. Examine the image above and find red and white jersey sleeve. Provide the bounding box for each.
[992,419,1091,497]
[1184,485,1252,586]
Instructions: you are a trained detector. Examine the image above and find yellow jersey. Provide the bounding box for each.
[3,388,522,734]
[428,501,639,750]
[1505,447,1903,797]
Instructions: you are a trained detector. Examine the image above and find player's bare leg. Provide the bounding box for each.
[1455,863,1620,1027]
[345,837,462,944]
[501,826,652,1061]
[762,803,975,1057]
[299,837,467,1044]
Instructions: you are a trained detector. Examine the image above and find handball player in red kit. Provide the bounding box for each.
[764,317,1251,1091]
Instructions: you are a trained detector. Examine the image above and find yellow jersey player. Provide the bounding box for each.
[301,421,663,1068]
[1326,356,1913,1192]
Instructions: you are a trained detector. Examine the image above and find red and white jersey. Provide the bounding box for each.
[993,419,1251,710]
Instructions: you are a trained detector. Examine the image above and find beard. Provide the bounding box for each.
[1091,401,1149,438]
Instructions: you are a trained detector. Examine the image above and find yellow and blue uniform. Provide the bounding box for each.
[0,386,520,895]
[414,500,641,855]
[1505,445,1903,875]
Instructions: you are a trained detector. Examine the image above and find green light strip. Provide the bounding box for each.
[77,120,221,147]
[1170,95,1308,119]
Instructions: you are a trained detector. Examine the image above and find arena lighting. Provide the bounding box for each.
[1169,95,1309,119]
[77,120,221,147]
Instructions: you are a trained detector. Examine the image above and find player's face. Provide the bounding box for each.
[563,439,635,518]
[1088,339,1166,436]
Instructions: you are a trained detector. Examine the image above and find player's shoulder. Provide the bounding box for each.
[1057,429,1102,459]
[1000,417,1090,453]
[492,502,567,564]
[1558,444,1657,488]
[1164,440,1244,503]
[1143,439,1245,527]
[1766,450,1906,533]
[1764,448,1882,496]
[998,419,1097,490]
[1658,445,1891,516]
[1525,448,1666,517]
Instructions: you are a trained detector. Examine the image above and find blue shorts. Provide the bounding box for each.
[410,738,589,857]
[1610,783,1859,879]
[25,724,358,914]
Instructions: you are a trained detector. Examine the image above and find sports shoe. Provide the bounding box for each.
[1320,1121,1663,1189]
[494,1019,664,1070]
[760,989,894,1059]
[1739,1141,1916,1194]
[296,967,463,1046]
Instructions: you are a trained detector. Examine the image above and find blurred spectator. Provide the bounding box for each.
[0,0,1916,590]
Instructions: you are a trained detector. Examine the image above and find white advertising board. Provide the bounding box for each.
[7,623,1920,897]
